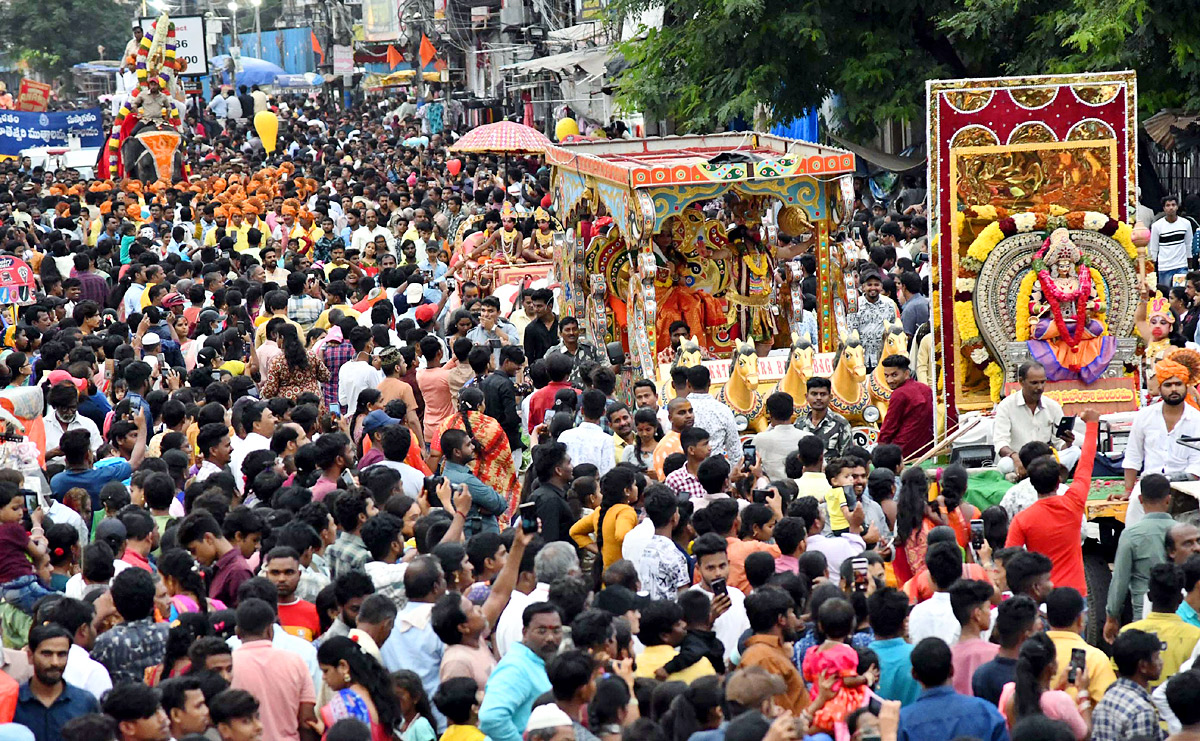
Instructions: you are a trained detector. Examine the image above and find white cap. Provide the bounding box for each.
[404,283,424,302]
[525,704,573,733]
[141,333,161,346]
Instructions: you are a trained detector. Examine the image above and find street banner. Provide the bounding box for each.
[363,0,400,41]
[0,109,105,157]
[16,80,50,112]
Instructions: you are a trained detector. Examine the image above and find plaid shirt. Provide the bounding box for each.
[321,341,357,410]
[295,563,331,603]
[1091,677,1166,741]
[664,467,708,499]
[287,294,326,330]
[75,270,109,305]
[326,531,371,580]
[91,617,170,686]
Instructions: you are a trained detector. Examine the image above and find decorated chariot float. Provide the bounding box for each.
[541,132,890,435]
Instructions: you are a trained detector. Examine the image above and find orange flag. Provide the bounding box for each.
[386,45,403,70]
[311,31,325,64]
[419,34,436,69]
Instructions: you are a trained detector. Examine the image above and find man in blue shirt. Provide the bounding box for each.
[50,420,145,510]
[382,555,449,730]
[14,624,100,740]
[480,602,563,741]
[867,587,922,706]
[441,428,506,536]
[898,637,1010,741]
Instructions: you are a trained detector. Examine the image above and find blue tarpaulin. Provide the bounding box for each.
[222,28,315,75]
[770,110,819,142]
[211,55,287,88]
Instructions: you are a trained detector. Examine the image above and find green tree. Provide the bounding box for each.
[3,0,133,84]
[611,0,1200,137]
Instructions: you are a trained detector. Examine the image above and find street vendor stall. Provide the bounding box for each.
[546,132,856,387]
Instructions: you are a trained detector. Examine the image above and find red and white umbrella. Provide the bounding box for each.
[450,121,551,155]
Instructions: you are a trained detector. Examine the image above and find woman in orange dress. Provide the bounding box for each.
[427,387,520,517]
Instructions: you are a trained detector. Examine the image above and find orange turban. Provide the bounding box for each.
[99,201,112,215]
[214,206,228,218]
[1156,359,1190,386]
[226,205,243,216]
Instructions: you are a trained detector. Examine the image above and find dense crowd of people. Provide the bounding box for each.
[0,81,1196,741]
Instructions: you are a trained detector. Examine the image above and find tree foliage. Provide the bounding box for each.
[3,0,134,83]
[610,0,1200,137]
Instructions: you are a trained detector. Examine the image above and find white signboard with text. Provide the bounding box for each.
[138,15,209,76]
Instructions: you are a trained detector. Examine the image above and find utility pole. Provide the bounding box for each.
[228,1,239,89]
[252,0,262,59]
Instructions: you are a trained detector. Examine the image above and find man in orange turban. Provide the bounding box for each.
[1115,355,1200,541]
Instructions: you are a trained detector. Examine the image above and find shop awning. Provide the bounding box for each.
[827,132,925,174]
[547,22,606,45]
[501,47,613,78]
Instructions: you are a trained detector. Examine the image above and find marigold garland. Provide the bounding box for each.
[985,363,1006,402]
[1014,271,1038,341]
[954,301,980,344]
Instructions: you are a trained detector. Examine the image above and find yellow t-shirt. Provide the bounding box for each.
[825,486,849,531]
[634,644,716,684]
[440,726,486,741]
[314,304,362,330]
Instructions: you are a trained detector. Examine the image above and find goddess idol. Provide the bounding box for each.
[1025,228,1116,384]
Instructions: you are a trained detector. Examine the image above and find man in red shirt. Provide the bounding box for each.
[526,352,575,433]
[264,547,321,642]
[875,355,934,458]
[1005,408,1100,595]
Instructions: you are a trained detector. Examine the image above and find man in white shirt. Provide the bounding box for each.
[753,392,809,481]
[229,402,276,494]
[557,390,617,477]
[634,490,689,601]
[686,366,743,466]
[494,542,578,657]
[906,541,963,645]
[43,383,103,464]
[350,209,395,253]
[796,497,864,583]
[1150,194,1194,287]
[992,360,1079,476]
[689,533,749,664]
[45,596,113,701]
[1118,363,1200,526]
[339,327,385,413]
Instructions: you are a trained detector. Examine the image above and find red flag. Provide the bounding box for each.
[419,34,436,69]
[434,58,447,72]
[386,45,403,70]
[311,31,325,65]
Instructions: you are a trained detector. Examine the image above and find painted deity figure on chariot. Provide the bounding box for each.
[654,196,809,359]
[1026,228,1116,384]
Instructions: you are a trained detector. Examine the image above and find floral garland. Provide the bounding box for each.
[953,207,1133,401]
[1035,251,1092,348]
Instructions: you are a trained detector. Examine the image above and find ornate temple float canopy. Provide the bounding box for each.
[546,132,856,242]
[546,132,857,387]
